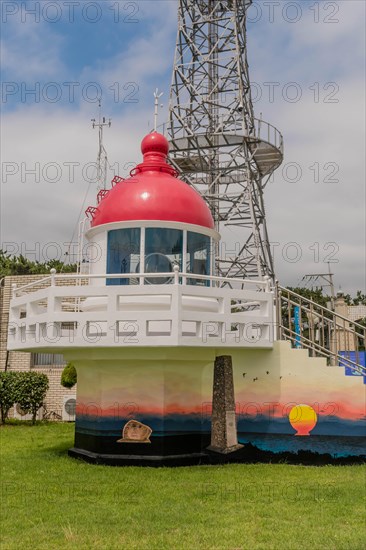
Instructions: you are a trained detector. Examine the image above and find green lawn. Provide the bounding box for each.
[0,423,365,550]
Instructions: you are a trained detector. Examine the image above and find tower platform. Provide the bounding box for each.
[165,117,283,177]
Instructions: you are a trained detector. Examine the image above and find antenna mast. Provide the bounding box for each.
[91,99,111,190]
[153,89,164,131]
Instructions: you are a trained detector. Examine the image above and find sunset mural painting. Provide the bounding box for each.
[71,340,365,462]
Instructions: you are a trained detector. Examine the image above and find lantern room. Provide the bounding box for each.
[85,132,219,287]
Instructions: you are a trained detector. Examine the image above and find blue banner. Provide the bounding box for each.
[339,351,366,375]
[294,306,301,348]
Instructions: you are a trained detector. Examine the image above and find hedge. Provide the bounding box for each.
[61,363,77,389]
[0,371,49,425]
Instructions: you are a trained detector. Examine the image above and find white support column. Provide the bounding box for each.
[182,229,187,285]
[140,227,145,285]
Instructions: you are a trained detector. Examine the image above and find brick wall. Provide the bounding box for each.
[0,274,78,420]
[347,305,366,323]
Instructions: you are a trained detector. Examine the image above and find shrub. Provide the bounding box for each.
[61,363,77,389]
[0,372,20,424]
[16,372,49,424]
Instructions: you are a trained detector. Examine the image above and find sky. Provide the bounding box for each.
[1,0,365,294]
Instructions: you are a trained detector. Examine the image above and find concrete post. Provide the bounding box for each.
[207,355,243,454]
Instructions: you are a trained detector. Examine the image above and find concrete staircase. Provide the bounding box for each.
[275,285,366,383]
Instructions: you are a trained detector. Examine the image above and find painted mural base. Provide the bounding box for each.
[68,447,208,466]
[206,444,244,454]
[68,432,366,466]
[64,342,365,466]
[68,445,366,467]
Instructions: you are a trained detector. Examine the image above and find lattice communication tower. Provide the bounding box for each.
[165,0,283,280]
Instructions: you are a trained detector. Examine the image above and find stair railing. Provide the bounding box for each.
[275,283,366,376]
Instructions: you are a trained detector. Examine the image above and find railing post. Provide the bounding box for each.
[328,311,336,366]
[50,268,56,286]
[274,280,279,338]
[353,327,359,366]
[263,275,270,293]
[174,265,179,285]
[11,283,17,299]
[275,280,282,341]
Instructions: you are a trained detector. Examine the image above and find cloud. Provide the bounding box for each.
[0,0,365,294]
[0,6,66,81]
[245,0,366,292]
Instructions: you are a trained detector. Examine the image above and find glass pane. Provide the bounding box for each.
[187,232,211,286]
[145,228,183,284]
[107,228,141,285]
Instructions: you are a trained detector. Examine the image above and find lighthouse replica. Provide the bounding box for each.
[7,0,365,461]
[7,131,274,465]
[69,132,273,464]
[7,131,366,462]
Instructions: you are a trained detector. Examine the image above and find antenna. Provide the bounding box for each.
[91,99,112,190]
[153,88,164,132]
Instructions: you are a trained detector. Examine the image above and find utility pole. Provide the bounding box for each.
[302,262,336,310]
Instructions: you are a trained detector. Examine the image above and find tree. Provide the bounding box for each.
[0,372,20,424]
[61,363,77,389]
[286,286,330,308]
[0,250,77,277]
[344,291,366,306]
[16,372,49,424]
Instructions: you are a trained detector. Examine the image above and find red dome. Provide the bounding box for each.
[90,132,214,230]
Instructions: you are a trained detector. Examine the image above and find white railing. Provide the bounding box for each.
[255,118,284,153]
[11,267,270,297]
[8,268,274,350]
[160,115,284,155]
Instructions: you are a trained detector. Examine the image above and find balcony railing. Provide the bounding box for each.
[160,115,284,155]
[8,269,274,350]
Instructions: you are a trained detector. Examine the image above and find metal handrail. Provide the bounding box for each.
[276,283,366,376]
[280,325,365,375]
[159,116,284,154]
[277,285,366,333]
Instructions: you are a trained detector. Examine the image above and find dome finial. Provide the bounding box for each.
[141,132,169,158]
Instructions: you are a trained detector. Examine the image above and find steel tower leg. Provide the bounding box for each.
[167,0,283,280]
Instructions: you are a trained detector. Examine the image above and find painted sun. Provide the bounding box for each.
[289,404,318,436]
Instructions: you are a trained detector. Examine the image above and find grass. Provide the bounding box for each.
[0,422,365,550]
